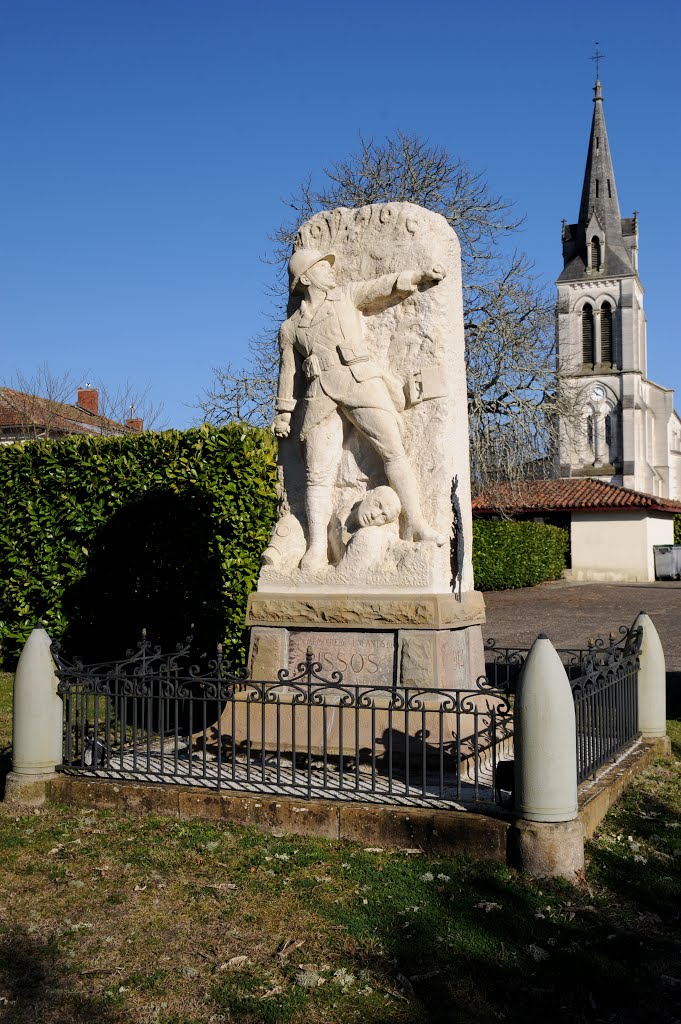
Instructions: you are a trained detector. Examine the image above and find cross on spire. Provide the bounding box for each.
[590,42,605,79]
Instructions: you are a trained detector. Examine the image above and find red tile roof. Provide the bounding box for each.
[473,478,681,515]
[0,387,135,439]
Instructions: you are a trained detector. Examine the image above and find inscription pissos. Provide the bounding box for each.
[289,634,394,678]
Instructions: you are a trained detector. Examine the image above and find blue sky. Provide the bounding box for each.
[2,0,680,429]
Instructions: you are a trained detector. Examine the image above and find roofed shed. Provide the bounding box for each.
[473,479,681,582]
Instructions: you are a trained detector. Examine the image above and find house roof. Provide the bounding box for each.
[473,478,681,516]
[0,387,134,438]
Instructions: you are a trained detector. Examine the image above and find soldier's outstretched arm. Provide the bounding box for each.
[351,265,447,311]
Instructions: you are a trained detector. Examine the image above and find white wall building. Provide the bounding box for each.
[472,478,681,583]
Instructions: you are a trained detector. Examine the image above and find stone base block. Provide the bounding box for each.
[3,771,58,807]
[508,817,584,882]
[249,622,485,689]
[655,734,672,755]
[248,627,289,680]
[243,594,489,758]
[247,590,486,690]
[246,590,486,630]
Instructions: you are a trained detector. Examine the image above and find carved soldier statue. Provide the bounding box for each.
[273,247,447,570]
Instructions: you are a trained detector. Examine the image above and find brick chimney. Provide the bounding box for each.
[77,388,99,415]
[125,417,144,433]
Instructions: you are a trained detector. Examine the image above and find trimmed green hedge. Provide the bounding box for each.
[0,425,277,667]
[0,425,569,665]
[472,518,568,592]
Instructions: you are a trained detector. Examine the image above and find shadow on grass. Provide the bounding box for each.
[307,788,681,1024]
[371,872,677,1023]
[0,932,123,1024]
[0,743,11,801]
[666,670,681,725]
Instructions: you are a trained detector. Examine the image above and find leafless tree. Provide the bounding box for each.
[271,131,523,277]
[0,363,166,440]
[196,132,585,492]
[94,377,166,432]
[200,328,278,430]
[464,253,586,493]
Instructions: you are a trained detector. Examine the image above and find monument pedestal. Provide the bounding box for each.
[246,590,486,688]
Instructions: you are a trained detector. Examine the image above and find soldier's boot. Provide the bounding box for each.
[385,456,446,547]
[300,484,332,570]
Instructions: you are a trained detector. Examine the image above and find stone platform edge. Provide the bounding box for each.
[577,735,672,839]
[3,735,670,871]
[246,590,486,630]
[38,775,509,860]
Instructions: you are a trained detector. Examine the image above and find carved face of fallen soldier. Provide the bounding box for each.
[356,486,401,529]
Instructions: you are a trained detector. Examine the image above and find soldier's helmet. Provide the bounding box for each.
[289,248,335,293]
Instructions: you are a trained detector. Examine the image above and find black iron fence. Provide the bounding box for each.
[52,623,642,808]
[485,625,642,782]
[484,633,628,690]
[52,635,513,808]
[571,625,641,783]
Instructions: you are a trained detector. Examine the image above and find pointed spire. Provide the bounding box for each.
[559,79,637,282]
[578,79,623,243]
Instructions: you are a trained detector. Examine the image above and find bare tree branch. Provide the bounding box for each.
[0,363,166,439]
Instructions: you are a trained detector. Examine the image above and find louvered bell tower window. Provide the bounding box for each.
[582,304,594,364]
[601,302,613,364]
[591,236,602,270]
[587,415,594,449]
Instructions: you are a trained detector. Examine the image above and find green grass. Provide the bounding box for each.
[0,671,12,799]
[0,672,679,1023]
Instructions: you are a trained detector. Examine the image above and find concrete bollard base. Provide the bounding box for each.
[649,735,672,755]
[508,817,584,882]
[4,771,57,808]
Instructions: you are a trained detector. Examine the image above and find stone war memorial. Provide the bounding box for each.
[6,98,670,885]
[7,205,670,884]
[246,201,486,690]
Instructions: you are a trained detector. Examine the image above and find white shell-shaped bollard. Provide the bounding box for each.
[12,628,63,775]
[631,612,666,738]
[514,634,578,822]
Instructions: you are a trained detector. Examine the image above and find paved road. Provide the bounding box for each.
[482,579,681,671]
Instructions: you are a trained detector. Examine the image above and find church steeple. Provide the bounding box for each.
[559,80,638,282]
[578,80,623,243]
[554,72,681,505]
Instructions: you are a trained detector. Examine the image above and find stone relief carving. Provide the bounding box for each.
[258,202,473,594]
[272,248,447,571]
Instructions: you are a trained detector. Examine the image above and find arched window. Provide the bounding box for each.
[587,415,594,449]
[582,304,594,364]
[591,237,602,270]
[601,302,613,364]
[605,406,620,463]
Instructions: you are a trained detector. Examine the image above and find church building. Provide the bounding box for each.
[474,80,681,582]
[556,80,681,499]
